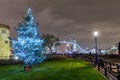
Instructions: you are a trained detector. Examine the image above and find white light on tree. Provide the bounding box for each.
[11,8,46,67]
[14,56,19,60]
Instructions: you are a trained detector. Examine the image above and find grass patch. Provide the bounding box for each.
[0,59,106,80]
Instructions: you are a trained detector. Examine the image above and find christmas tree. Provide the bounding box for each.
[12,8,46,69]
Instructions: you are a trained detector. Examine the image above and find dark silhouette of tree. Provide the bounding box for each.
[42,34,59,53]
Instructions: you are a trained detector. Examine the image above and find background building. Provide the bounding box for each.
[0,24,11,59]
[104,43,119,55]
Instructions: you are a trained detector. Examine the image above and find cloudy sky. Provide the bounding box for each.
[0,0,120,49]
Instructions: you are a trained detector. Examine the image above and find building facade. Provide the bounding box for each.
[104,43,119,55]
[0,24,11,59]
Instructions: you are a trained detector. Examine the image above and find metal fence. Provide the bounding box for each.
[74,54,120,80]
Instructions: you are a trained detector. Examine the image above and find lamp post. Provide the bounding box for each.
[93,31,99,67]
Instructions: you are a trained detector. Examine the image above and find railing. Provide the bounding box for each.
[74,54,120,80]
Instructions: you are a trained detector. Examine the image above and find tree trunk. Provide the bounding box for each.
[49,47,53,54]
[24,65,32,71]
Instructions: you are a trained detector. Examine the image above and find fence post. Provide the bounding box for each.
[117,64,120,73]
[117,64,120,80]
[109,62,112,72]
[104,67,107,77]
[98,64,100,71]
[98,59,100,71]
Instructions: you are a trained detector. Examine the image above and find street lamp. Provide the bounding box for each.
[93,31,99,67]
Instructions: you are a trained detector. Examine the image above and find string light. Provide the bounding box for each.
[12,8,46,66]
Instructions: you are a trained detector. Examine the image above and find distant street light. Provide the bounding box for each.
[66,44,69,47]
[93,31,99,67]
[66,44,70,51]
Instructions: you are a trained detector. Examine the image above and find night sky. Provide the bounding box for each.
[0,0,120,49]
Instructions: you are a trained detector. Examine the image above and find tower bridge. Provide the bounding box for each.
[51,39,89,54]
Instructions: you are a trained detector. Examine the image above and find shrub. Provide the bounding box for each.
[45,54,68,61]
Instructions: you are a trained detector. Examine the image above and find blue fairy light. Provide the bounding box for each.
[11,8,46,66]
